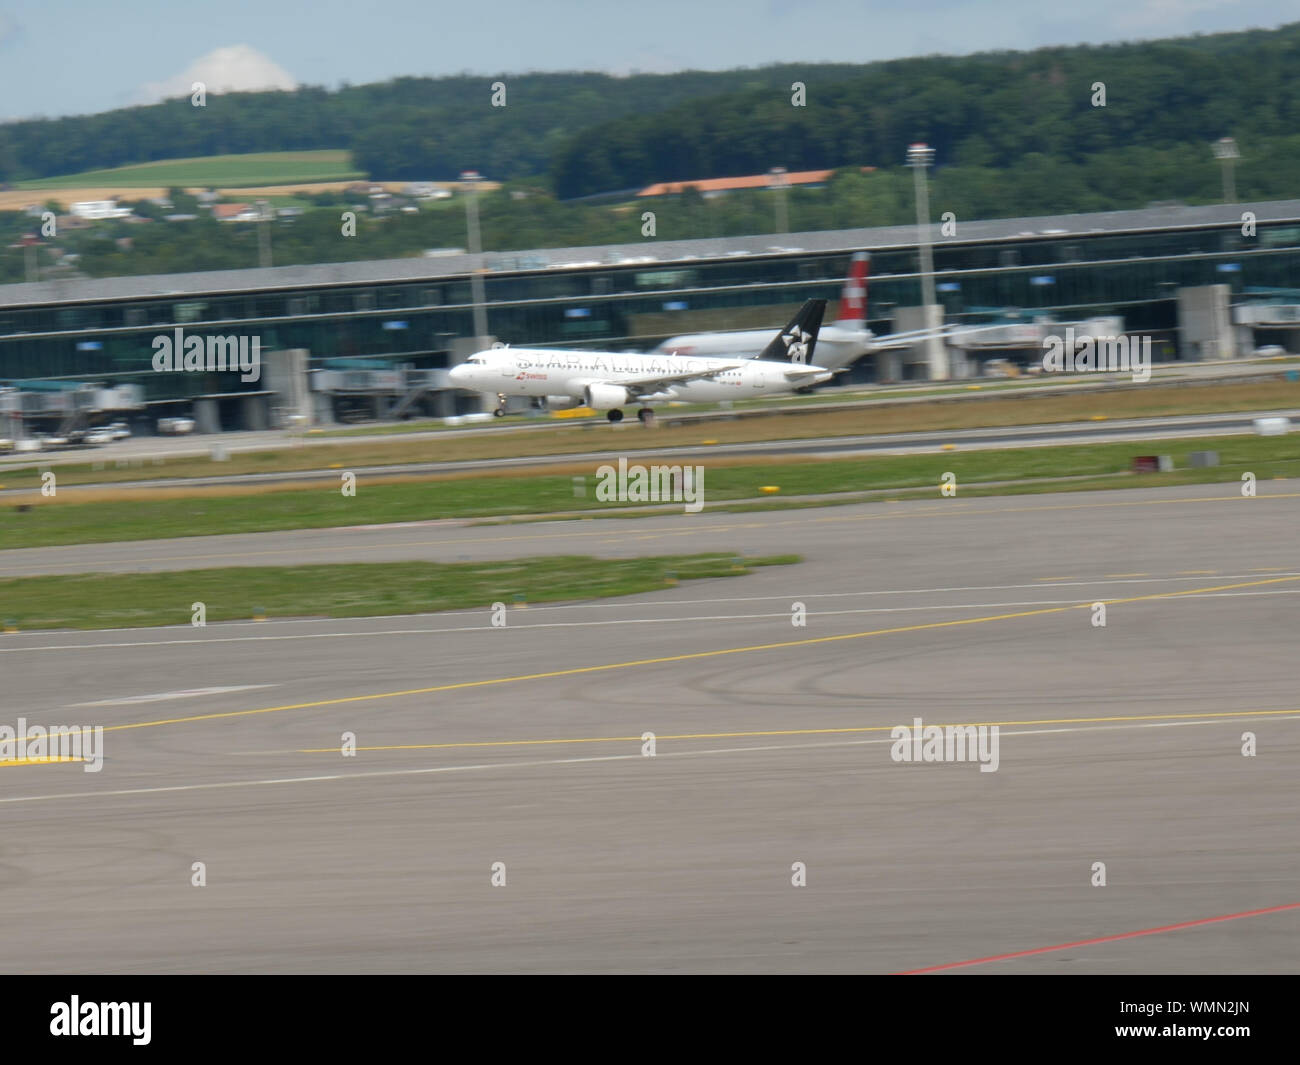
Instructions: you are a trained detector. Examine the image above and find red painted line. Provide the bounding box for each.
[897,901,1300,974]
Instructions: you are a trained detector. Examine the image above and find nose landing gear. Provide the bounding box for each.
[493,393,507,417]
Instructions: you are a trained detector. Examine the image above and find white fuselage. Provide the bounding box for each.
[447,347,831,405]
[654,323,873,371]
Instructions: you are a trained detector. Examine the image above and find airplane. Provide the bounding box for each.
[447,299,832,424]
[652,252,982,371]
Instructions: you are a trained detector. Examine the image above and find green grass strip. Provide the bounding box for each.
[0,554,798,631]
[2,433,1297,550]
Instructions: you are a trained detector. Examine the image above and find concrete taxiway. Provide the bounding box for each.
[1,481,1298,973]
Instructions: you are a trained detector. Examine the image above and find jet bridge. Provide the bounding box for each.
[0,381,144,439]
[1233,290,1300,352]
[309,360,456,422]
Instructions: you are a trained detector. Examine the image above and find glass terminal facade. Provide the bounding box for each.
[2,213,1298,399]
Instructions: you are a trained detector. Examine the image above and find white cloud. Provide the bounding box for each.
[137,44,297,104]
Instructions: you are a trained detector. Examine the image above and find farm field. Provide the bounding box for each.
[14,150,365,190]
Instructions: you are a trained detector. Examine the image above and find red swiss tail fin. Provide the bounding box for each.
[836,252,869,325]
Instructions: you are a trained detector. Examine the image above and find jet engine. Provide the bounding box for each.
[583,383,630,410]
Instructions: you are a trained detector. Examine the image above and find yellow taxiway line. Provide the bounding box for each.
[298,706,1300,754]
[85,573,1300,737]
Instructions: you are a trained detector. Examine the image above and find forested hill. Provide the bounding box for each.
[552,23,1300,197]
[0,67,861,185]
[2,22,1298,199]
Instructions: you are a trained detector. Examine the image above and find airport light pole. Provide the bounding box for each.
[907,142,947,379]
[461,170,489,341]
[256,199,273,268]
[1213,137,1239,203]
[22,237,37,283]
[768,166,789,235]
[907,143,937,309]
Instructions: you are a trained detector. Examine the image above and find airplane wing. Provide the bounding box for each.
[782,365,832,382]
[870,323,1017,350]
[582,364,743,398]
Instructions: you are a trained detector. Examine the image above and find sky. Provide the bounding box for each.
[0,0,1295,122]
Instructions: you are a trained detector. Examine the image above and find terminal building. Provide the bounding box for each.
[2,198,1299,434]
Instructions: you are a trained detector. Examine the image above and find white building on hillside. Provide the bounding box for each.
[69,200,133,220]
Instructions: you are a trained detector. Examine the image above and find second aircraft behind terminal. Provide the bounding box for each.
[447,299,833,423]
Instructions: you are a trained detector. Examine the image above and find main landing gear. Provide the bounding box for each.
[605,407,656,425]
[493,393,507,417]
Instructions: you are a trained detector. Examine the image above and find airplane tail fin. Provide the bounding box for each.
[835,252,869,328]
[758,298,826,364]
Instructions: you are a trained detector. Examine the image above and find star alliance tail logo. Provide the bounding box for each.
[783,327,812,363]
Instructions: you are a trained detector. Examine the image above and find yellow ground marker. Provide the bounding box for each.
[0,756,85,767]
